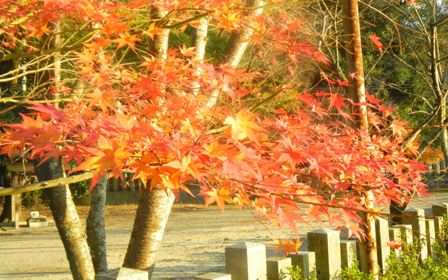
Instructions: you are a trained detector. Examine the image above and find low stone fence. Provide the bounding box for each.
[192,203,448,280]
[96,202,448,280]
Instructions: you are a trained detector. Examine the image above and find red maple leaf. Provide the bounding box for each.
[369,34,384,54]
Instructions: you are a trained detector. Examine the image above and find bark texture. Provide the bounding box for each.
[122,7,173,279]
[86,176,108,273]
[34,159,95,280]
[123,187,175,276]
[192,16,209,96]
[207,0,264,107]
[342,0,378,277]
[222,0,265,67]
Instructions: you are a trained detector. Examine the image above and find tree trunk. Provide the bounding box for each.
[34,158,95,280]
[122,7,173,279]
[123,187,175,276]
[222,0,265,67]
[192,16,209,96]
[342,0,379,277]
[86,176,108,273]
[206,0,264,108]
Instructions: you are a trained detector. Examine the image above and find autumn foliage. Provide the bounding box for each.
[0,0,427,238]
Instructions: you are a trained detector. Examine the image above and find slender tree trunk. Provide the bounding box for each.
[33,22,95,280]
[122,7,173,279]
[35,159,95,280]
[84,22,110,274]
[207,0,264,107]
[192,16,209,96]
[222,0,264,67]
[123,187,175,275]
[342,0,379,277]
[86,176,108,273]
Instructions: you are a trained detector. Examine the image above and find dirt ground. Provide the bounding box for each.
[1,192,448,280]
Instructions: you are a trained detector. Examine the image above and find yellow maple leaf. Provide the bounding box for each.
[224,110,265,141]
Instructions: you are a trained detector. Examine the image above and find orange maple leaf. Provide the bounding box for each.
[369,34,384,54]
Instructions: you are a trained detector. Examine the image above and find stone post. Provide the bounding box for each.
[375,217,390,272]
[426,219,436,258]
[435,162,441,176]
[433,163,440,188]
[388,227,402,257]
[225,242,267,280]
[355,238,369,273]
[8,174,21,229]
[440,160,446,174]
[434,216,444,240]
[307,229,341,280]
[340,240,357,269]
[267,257,291,280]
[403,208,427,260]
[391,224,413,245]
[288,251,316,279]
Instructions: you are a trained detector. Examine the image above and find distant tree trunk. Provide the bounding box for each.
[123,187,175,275]
[86,176,108,273]
[34,158,95,280]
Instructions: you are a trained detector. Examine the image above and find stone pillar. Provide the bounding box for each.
[426,219,436,258]
[195,273,232,280]
[433,163,440,187]
[432,203,448,217]
[403,208,427,260]
[225,242,267,280]
[375,217,390,272]
[434,216,444,240]
[307,229,341,280]
[340,240,357,269]
[391,224,413,245]
[10,174,21,229]
[267,257,291,280]
[288,251,316,279]
[435,162,441,176]
[389,227,403,257]
[440,160,446,174]
[355,238,369,273]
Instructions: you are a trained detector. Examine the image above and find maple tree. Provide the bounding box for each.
[0,0,428,278]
